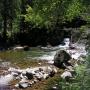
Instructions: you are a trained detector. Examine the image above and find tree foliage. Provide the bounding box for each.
[24,0,89,29]
[0,0,89,46]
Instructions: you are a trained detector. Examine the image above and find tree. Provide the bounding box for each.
[24,0,89,30]
[0,0,21,45]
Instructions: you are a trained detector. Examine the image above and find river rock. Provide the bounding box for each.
[52,67,58,73]
[48,60,54,64]
[13,46,24,50]
[54,50,71,68]
[51,86,59,90]
[66,66,74,72]
[13,46,29,51]
[18,82,29,88]
[11,72,19,77]
[23,46,29,51]
[26,72,33,80]
[49,70,55,77]
[8,67,22,74]
[33,79,38,83]
[15,84,19,88]
[35,72,43,81]
[43,73,49,79]
[18,78,30,88]
[61,71,72,80]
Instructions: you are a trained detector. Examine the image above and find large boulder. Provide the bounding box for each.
[54,50,71,68]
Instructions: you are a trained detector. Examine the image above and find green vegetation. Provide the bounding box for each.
[24,0,89,29]
[0,1,89,90]
[43,48,90,90]
[0,0,89,47]
[43,57,90,90]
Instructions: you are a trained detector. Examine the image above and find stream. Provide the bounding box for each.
[0,38,87,90]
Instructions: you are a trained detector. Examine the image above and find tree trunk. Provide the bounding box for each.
[3,16,7,44]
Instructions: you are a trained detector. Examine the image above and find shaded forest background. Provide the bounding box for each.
[0,0,90,48]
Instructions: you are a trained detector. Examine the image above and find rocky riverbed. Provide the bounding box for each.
[0,38,87,90]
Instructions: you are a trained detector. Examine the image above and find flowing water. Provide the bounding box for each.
[0,73,14,90]
[0,38,87,90]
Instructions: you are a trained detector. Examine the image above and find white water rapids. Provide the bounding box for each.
[35,38,87,61]
[34,38,70,60]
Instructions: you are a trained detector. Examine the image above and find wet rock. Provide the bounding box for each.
[26,72,33,80]
[18,82,29,88]
[17,79,30,88]
[20,73,27,79]
[43,73,49,79]
[11,72,19,77]
[39,68,43,72]
[13,46,24,50]
[26,68,36,75]
[48,60,54,64]
[1,66,58,89]
[15,76,21,80]
[66,66,74,71]
[61,71,72,80]
[30,81,34,85]
[23,46,29,51]
[45,67,52,74]
[54,50,71,68]
[19,78,27,83]
[51,85,59,90]
[49,70,55,77]
[64,38,70,46]
[8,67,22,74]
[35,72,43,81]
[22,70,26,75]
[15,84,19,88]
[13,46,29,51]
[52,67,58,73]
[33,79,38,83]
[65,66,76,76]
[38,63,41,65]
[45,66,55,77]
[68,59,76,66]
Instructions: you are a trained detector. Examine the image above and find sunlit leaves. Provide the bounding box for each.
[66,0,84,21]
[24,6,44,27]
[24,0,90,29]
